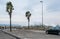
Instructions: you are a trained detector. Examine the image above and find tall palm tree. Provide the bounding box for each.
[25,11,31,29]
[6,1,14,32]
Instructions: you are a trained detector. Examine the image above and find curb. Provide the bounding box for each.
[1,30,21,39]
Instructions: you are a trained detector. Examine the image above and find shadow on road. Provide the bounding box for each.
[16,37,21,39]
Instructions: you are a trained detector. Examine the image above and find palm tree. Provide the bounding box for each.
[6,1,14,32]
[25,11,31,29]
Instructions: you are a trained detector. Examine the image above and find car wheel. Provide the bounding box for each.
[46,31,48,34]
[58,32,60,35]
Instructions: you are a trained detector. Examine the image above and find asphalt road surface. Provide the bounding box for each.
[0,30,16,39]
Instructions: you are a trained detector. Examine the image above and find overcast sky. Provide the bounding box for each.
[0,0,60,26]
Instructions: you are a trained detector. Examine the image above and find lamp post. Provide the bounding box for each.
[25,11,31,29]
[6,2,14,32]
[40,1,43,27]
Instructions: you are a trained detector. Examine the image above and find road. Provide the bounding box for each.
[0,30,16,39]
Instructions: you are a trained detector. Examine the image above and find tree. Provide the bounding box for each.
[25,11,31,29]
[6,1,14,31]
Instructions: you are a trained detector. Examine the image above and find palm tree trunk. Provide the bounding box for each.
[28,20,29,29]
[28,18,30,29]
[9,13,12,32]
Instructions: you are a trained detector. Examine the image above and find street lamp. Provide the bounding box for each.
[6,1,14,32]
[40,1,43,27]
[25,11,31,29]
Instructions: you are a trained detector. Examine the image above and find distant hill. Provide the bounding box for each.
[0,24,20,26]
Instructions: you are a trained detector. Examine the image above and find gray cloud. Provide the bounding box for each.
[0,0,60,26]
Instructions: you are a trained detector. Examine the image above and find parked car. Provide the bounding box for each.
[46,27,60,35]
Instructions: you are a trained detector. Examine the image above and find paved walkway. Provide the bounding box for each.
[0,30,16,39]
[3,29,60,39]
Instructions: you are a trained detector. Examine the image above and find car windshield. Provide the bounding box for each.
[52,27,60,30]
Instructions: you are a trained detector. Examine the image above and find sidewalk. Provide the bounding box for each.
[28,30,45,33]
[2,29,45,39]
[2,29,60,39]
